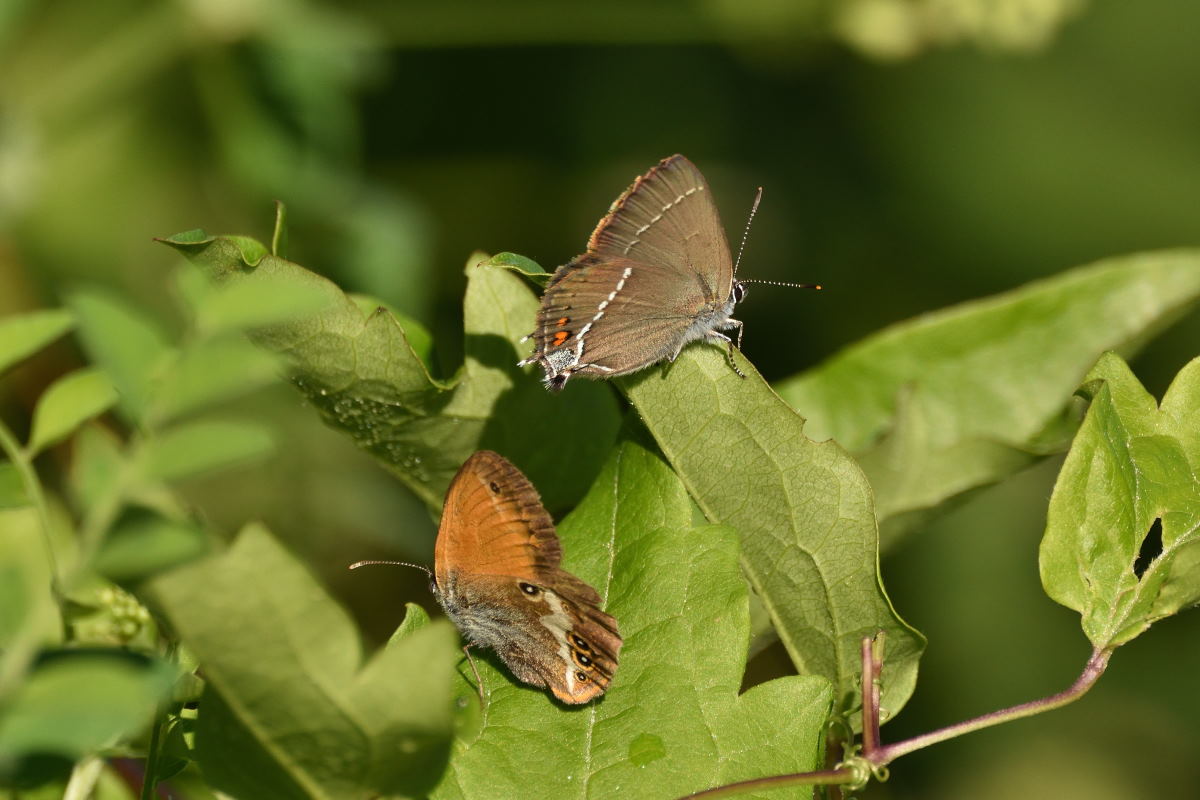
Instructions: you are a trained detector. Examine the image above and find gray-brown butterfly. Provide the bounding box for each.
[356,451,620,704]
[520,154,818,390]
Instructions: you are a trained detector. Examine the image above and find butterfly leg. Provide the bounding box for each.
[462,644,486,706]
[707,329,746,379]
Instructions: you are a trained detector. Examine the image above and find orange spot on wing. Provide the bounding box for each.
[552,331,570,346]
[555,316,570,326]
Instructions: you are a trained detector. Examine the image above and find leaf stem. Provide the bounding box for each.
[859,634,883,757]
[678,638,1112,799]
[868,646,1111,764]
[677,768,857,799]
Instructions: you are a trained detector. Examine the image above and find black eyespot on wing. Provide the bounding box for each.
[577,653,592,667]
[571,633,590,651]
[518,582,541,596]
[489,481,501,493]
[575,671,589,683]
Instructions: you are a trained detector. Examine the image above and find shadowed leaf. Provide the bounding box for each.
[157,229,619,512]
[149,524,459,799]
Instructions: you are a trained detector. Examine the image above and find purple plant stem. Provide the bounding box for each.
[869,646,1112,765]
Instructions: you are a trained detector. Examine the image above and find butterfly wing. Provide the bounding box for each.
[434,451,622,704]
[452,575,621,704]
[587,154,734,298]
[529,253,716,379]
[435,450,562,583]
[522,155,738,388]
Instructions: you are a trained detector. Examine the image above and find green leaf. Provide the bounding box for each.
[27,368,118,456]
[141,419,274,482]
[0,310,73,376]
[777,250,1200,538]
[93,510,208,583]
[68,290,173,425]
[158,230,619,511]
[148,524,459,800]
[389,602,431,645]
[433,438,833,800]
[478,252,549,279]
[623,347,923,718]
[0,651,175,766]
[1039,353,1200,650]
[349,294,434,366]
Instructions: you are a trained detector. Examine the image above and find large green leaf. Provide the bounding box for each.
[433,437,832,800]
[1040,353,1200,650]
[157,232,619,511]
[777,250,1200,537]
[622,348,922,719]
[149,524,459,800]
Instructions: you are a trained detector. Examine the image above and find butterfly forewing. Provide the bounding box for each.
[435,451,561,584]
[588,155,734,298]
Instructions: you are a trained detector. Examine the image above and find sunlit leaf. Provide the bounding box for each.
[777,250,1200,539]
[433,437,832,800]
[1040,352,1200,650]
[623,347,922,718]
[0,310,73,376]
[27,368,118,456]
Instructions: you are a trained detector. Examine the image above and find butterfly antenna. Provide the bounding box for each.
[348,559,432,578]
[733,186,763,276]
[738,278,823,290]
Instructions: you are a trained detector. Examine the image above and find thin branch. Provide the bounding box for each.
[859,634,883,759]
[870,647,1112,765]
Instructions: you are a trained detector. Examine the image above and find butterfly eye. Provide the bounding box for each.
[518,582,541,596]
[733,281,747,303]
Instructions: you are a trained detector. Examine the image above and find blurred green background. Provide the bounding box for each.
[2,0,1198,797]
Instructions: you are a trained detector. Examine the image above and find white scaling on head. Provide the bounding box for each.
[540,590,575,696]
